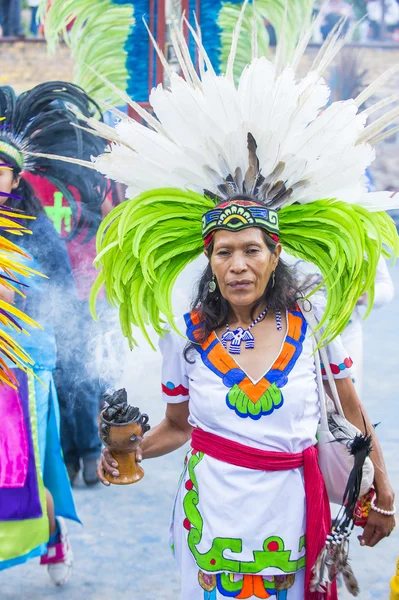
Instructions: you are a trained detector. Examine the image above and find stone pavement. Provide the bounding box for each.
[2,264,399,600]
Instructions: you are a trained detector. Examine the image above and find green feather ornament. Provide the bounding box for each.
[219,0,314,81]
[279,200,399,345]
[39,0,134,106]
[91,187,398,350]
[90,188,214,349]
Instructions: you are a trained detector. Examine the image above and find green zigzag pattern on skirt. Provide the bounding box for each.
[183,451,306,574]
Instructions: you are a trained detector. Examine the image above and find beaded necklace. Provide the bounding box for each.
[221,308,282,355]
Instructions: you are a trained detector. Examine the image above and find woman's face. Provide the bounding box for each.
[209,228,281,308]
[0,164,19,206]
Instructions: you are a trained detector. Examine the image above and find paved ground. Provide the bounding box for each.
[2,263,399,600]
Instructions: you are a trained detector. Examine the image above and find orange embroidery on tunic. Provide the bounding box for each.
[184,307,307,420]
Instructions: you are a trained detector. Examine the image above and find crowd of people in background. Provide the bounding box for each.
[317,0,399,42]
[0,0,41,38]
[2,0,399,43]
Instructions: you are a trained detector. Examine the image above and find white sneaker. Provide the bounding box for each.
[40,517,73,586]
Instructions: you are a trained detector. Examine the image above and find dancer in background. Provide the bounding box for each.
[342,257,394,394]
[21,82,112,487]
[24,175,114,486]
[0,81,107,585]
[343,170,395,394]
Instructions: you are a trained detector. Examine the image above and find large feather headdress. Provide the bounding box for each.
[68,6,399,347]
[0,82,110,240]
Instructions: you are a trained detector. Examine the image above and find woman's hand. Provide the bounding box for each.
[331,378,396,547]
[97,402,192,486]
[97,446,143,487]
[359,490,396,547]
[359,511,395,547]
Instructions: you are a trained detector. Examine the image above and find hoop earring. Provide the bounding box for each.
[208,275,217,293]
[272,271,276,288]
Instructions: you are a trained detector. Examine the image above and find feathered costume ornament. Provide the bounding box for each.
[217,0,314,80]
[39,0,310,104]
[0,203,41,388]
[38,0,135,106]
[43,4,398,596]
[310,413,373,597]
[0,81,110,240]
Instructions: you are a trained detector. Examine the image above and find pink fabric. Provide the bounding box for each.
[0,383,28,488]
[23,173,99,300]
[191,428,338,600]
[40,542,67,565]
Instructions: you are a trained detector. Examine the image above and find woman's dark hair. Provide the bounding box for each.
[184,231,302,362]
[0,152,45,219]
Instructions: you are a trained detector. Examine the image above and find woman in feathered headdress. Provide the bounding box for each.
[76,8,399,599]
[0,81,108,585]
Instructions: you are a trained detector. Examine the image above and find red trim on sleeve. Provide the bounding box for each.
[162,383,189,397]
[321,357,353,376]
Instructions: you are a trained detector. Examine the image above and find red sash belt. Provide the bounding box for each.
[191,428,337,600]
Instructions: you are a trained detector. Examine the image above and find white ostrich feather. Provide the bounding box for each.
[226,0,250,82]
[291,7,323,74]
[86,16,399,212]
[362,94,399,119]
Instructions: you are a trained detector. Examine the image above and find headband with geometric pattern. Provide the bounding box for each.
[202,200,279,247]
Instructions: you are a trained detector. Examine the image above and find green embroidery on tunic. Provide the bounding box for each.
[183,452,306,574]
[226,383,284,418]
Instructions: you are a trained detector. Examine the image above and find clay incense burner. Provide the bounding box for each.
[99,389,150,485]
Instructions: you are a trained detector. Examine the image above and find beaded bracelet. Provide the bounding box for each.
[370,500,396,516]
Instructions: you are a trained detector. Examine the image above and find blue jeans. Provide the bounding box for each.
[30,6,38,36]
[54,300,104,466]
[1,0,23,36]
[55,365,103,467]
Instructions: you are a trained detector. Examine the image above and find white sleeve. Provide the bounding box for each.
[158,328,190,404]
[372,257,395,309]
[311,294,354,380]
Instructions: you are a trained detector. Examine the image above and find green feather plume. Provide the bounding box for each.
[219,0,314,81]
[90,188,214,349]
[279,199,399,345]
[91,190,398,350]
[39,0,134,106]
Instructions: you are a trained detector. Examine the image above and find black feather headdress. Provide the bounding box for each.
[0,81,110,240]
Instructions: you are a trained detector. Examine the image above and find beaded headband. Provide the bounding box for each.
[0,141,23,169]
[202,199,279,247]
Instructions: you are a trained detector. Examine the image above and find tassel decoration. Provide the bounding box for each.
[312,414,372,596]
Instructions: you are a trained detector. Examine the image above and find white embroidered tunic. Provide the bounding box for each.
[159,298,352,595]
